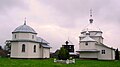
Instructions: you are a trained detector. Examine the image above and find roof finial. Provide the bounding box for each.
[90,9,92,17]
[65,41,69,45]
[24,17,26,25]
[89,9,93,24]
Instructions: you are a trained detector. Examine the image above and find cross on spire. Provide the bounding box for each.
[24,17,26,25]
[89,9,93,24]
[90,9,92,17]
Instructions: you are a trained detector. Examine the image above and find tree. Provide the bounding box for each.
[4,40,11,57]
[115,48,119,60]
[58,47,69,60]
[0,45,2,50]
[4,40,11,51]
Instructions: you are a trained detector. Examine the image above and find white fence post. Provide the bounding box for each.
[73,59,75,63]
[54,58,56,62]
[66,59,69,64]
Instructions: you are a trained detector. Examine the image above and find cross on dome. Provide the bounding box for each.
[89,9,93,24]
[90,9,92,17]
[12,18,37,34]
[82,9,102,32]
[24,17,26,25]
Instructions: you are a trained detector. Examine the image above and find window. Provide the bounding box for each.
[32,35,34,39]
[22,44,25,52]
[85,42,88,46]
[102,50,105,54]
[34,45,36,53]
[69,46,71,49]
[15,34,16,39]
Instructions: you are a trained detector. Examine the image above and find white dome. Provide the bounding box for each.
[12,23,37,34]
[82,22,101,32]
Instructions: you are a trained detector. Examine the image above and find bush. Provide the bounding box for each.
[115,48,119,60]
[58,47,69,60]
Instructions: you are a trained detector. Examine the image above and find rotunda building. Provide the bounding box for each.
[6,21,51,59]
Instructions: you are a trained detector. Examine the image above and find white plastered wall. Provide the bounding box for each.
[11,42,19,58]
[12,33,37,41]
[43,48,50,58]
[11,42,42,58]
[96,45,115,60]
[79,42,96,50]
[80,53,98,58]
[27,42,41,58]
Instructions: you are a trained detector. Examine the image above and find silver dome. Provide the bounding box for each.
[12,23,37,34]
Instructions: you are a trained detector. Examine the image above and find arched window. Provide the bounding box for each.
[22,44,25,52]
[34,45,36,52]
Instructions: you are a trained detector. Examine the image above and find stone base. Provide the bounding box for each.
[54,59,75,64]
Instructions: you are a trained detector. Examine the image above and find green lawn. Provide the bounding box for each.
[0,58,120,67]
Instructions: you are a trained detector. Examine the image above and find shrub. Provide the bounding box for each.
[58,47,69,60]
[115,48,119,60]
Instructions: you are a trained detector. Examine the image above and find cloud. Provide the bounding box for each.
[0,0,28,15]
[0,0,120,52]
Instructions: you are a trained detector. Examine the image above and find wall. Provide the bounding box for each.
[27,42,41,58]
[43,48,50,58]
[80,52,98,59]
[79,42,96,50]
[12,33,37,41]
[11,42,19,57]
[11,42,42,58]
[91,36,103,44]
[96,45,115,60]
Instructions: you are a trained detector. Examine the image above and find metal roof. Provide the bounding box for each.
[95,33,102,36]
[96,43,115,50]
[77,49,100,53]
[6,39,51,48]
[82,22,101,32]
[81,35,96,42]
[12,23,37,34]
[36,37,49,44]
[41,44,51,48]
[69,52,76,55]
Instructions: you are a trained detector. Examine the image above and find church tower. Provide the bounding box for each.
[79,9,103,45]
[77,10,115,60]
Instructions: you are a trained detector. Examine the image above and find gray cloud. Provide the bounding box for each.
[39,0,120,51]
[0,0,28,14]
[0,0,120,51]
[40,0,120,24]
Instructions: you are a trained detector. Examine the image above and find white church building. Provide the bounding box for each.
[6,21,51,59]
[77,16,115,60]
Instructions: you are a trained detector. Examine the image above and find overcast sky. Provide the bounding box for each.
[0,0,120,52]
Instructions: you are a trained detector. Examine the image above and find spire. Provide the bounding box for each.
[89,9,93,24]
[24,17,26,25]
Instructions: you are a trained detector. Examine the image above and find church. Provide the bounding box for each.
[77,13,115,60]
[6,20,51,58]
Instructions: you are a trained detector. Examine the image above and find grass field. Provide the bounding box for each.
[0,58,120,67]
